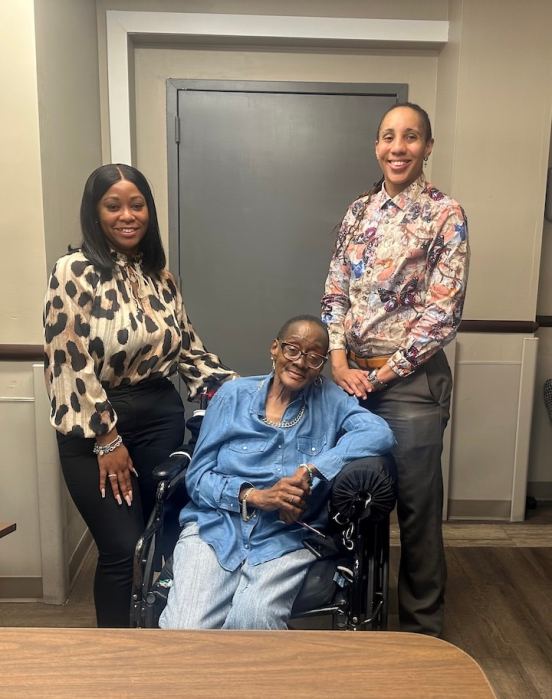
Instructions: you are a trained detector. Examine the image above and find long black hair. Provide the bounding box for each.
[80,163,166,276]
[334,101,433,256]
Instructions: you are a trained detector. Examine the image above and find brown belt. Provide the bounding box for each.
[348,352,392,370]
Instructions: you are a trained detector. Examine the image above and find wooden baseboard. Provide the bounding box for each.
[0,577,43,601]
[447,499,511,520]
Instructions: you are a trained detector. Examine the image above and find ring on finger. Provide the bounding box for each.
[108,473,117,480]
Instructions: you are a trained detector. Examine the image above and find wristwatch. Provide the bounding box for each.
[367,369,388,391]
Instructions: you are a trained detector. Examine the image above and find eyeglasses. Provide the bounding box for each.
[278,341,328,370]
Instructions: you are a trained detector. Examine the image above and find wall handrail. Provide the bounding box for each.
[0,345,43,361]
[459,320,539,333]
[1,320,550,361]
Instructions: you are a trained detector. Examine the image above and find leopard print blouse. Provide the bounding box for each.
[43,250,235,438]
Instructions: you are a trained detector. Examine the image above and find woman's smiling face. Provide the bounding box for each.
[375,106,434,197]
[97,179,149,255]
[270,321,328,394]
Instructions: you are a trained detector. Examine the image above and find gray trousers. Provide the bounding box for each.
[361,350,452,636]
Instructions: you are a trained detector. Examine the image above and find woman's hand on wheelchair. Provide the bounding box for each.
[247,470,310,523]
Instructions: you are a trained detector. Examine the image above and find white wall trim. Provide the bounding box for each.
[33,364,68,604]
[0,396,35,402]
[510,337,539,521]
[106,10,449,163]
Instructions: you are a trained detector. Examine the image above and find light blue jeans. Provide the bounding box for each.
[159,522,315,630]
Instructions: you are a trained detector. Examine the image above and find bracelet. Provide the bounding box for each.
[240,487,255,522]
[299,463,315,485]
[367,369,388,392]
[93,434,123,456]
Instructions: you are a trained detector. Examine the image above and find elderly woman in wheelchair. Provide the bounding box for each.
[157,314,395,630]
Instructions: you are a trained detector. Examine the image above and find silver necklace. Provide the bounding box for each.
[260,403,305,429]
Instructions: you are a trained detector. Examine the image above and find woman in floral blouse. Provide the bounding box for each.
[322,102,470,637]
[44,164,235,627]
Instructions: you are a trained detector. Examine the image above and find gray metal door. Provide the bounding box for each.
[167,80,406,378]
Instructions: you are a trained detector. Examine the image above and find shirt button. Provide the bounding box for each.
[244,544,249,549]
[243,446,247,450]
[311,447,316,452]
[278,445,282,449]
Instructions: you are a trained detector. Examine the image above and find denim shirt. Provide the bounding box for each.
[180,374,395,571]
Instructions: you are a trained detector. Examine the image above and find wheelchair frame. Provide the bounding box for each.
[130,447,394,631]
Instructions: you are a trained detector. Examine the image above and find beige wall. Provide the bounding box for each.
[443,0,551,323]
[0,0,46,346]
[96,0,448,20]
[0,0,47,596]
[438,0,552,511]
[0,0,101,600]
[35,0,103,271]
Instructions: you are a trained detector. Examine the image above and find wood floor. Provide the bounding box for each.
[1,507,551,698]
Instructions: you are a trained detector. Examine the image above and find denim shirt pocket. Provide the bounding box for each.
[227,438,269,454]
[296,435,327,458]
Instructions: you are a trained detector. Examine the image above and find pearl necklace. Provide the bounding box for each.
[260,403,305,429]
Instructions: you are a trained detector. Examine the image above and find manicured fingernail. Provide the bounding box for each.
[125,494,132,506]
[101,488,105,499]
[116,495,122,505]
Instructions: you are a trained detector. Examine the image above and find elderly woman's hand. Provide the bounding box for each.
[246,470,310,523]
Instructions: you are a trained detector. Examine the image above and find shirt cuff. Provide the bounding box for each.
[310,453,343,482]
[216,476,245,512]
[387,351,415,378]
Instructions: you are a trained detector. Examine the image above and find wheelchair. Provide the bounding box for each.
[131,410,396,632]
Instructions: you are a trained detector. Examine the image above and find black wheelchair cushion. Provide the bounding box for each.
[291,557,345,615]
[330,456,396,525]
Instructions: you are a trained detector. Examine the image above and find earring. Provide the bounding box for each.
[314,375,323,387]
[270,356,275,371]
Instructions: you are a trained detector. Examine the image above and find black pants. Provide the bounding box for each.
[57,378,185,627]
[361,350,452,636]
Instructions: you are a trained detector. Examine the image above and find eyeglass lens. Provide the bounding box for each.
[281,343,325,369]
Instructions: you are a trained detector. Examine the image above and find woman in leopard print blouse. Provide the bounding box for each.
[43,163,235,627]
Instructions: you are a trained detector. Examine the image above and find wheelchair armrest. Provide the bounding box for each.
[330,454,396,526]
[152,449,192,482]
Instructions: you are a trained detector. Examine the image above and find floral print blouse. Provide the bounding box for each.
[44,250,235,438]
[322,175,470,377]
